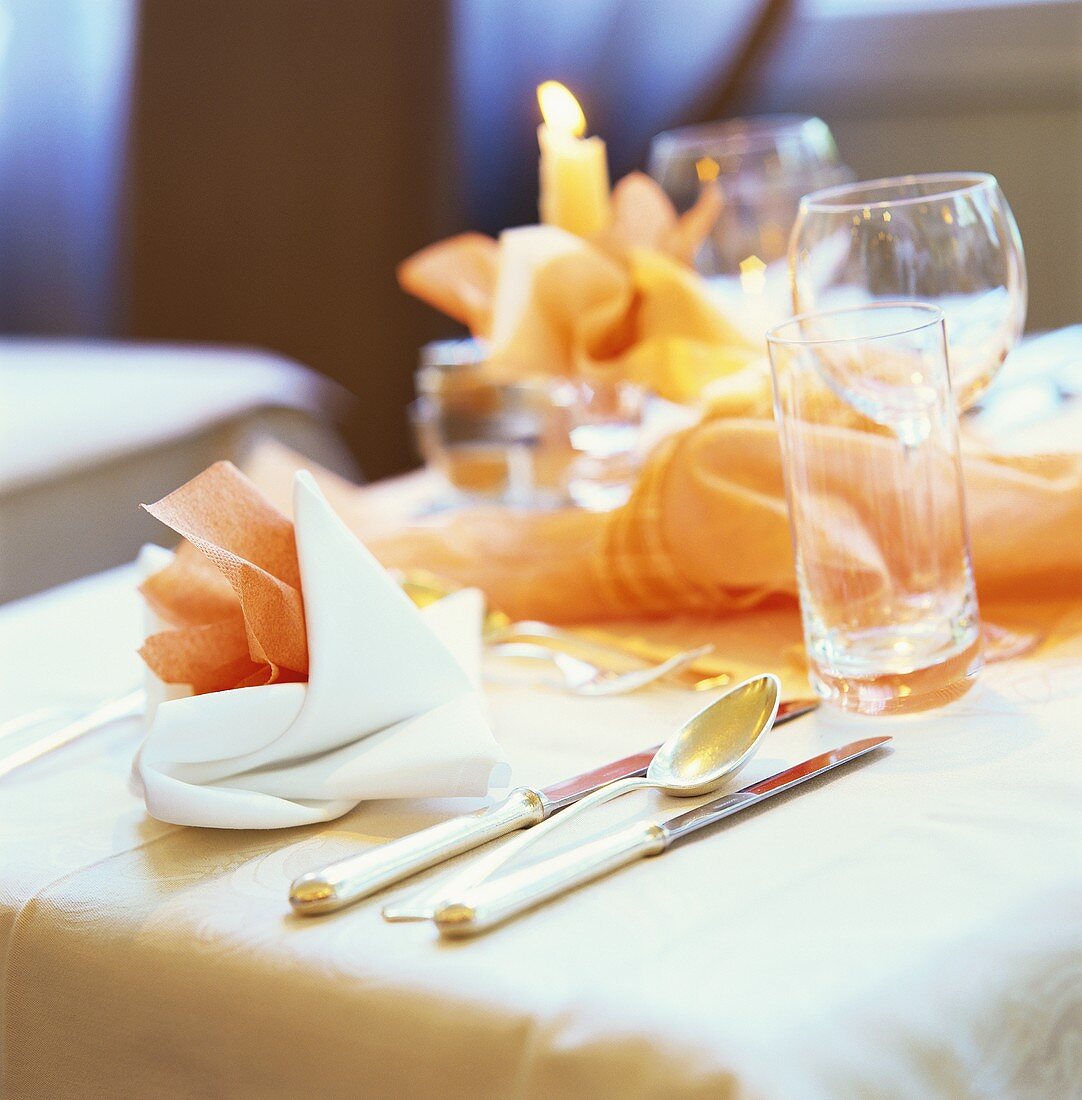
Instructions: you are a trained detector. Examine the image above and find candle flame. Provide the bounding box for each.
[739,255,767,295]
[696,157,720,183]
[537,81,587,138]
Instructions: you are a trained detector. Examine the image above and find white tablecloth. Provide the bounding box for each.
[1,566,1081,1098]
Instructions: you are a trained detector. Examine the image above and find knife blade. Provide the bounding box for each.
[0,689,146,780]
[433,736,890,937]
[290,696,819,916]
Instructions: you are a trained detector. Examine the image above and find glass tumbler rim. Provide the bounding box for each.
[766,302,945,348]
[799,171,998,213]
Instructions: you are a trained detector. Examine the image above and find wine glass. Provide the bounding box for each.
[649,114,853,276]
[789,173,1026,409]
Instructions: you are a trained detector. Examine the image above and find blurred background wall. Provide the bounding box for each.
[126,0,459,480]
[1,0,1079,478]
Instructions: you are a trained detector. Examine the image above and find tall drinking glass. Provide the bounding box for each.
[767,303,982,715]
[790,173,1026,410]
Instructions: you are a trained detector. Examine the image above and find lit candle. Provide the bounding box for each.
[536,80,611,238]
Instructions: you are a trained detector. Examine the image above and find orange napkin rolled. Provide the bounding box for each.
[397,172,759,403]
[353,417,1082,624]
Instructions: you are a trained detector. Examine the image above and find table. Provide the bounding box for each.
[2,559,1081,1098]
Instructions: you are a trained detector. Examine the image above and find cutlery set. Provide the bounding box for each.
[292,678,890,937]
[289,687,809,918]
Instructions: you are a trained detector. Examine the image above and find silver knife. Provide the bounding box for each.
[433,736,890,938]
[0,689,145,780]
[288,697,820,916]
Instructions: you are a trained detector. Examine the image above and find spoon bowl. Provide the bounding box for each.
[649,673,780,794]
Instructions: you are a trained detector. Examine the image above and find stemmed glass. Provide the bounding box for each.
[649,115,852,277]
[788,174,1036,668]
[789,173,1026,409]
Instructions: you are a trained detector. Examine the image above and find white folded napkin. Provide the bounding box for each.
[132,471,509,829]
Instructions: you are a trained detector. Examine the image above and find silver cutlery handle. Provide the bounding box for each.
[383,778,646,922]
[434,821,667,937]
[289,787,546,915]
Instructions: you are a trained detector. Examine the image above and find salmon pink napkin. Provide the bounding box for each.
[133,462,507,829]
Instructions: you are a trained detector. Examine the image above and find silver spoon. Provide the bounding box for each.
[415,673,780,909]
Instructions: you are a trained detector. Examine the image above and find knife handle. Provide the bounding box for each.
[289,787,546,915]
[434,821,667,937]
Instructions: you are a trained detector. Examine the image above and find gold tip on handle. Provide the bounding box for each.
[289,876,339,915]
[433,902,478,937]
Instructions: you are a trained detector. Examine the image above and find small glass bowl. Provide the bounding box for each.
[410,339,578,508]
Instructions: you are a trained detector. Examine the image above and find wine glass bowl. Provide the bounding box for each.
[789,173,1027,410]
[649,114,853,275]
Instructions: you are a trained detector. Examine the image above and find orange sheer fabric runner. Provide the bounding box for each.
[358,418,1082,624]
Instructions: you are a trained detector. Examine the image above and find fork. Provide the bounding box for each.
[398,571,731,690]
[487,642,715,697]
[488,619,730,690]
